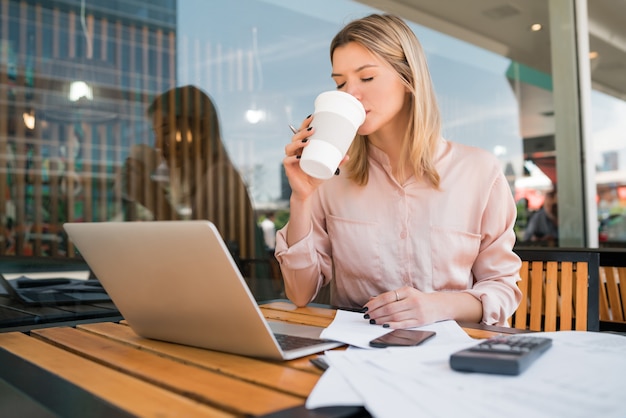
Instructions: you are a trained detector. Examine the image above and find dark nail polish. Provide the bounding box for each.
[369,319,376,325]
[296,155,301,159]
[383,323,390,328]
[302,138,308,143]
[306,114,312,119]
[363,314,370,319]
[334,168,340,176]
[360,307,368,313]
[306,126,312,131]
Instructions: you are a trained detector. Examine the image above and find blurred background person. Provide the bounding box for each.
[260,211,277,252]
[523,189,558,245]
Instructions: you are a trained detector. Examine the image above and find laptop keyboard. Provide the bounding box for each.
[274,333,327,351]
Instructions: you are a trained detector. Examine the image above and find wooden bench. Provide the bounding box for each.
[512,248,600,332]
[597,249,626,332]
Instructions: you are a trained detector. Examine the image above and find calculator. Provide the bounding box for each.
[449,335,552,375]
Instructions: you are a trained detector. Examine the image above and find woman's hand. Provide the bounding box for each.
[362,286,483,329]
[362,287,441,329]
[282,114,349,247]
[283,115,326,201]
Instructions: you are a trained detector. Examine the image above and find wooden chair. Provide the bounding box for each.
[597,249,626,329]
[511,248,600,332]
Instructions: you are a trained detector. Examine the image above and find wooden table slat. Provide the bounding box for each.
[76,321,322,396]
[261,309,335,328]
[260,301,338,319]
[32,326,303,416]
[0,331,232,417]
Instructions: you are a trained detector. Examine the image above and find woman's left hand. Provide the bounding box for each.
[362,287,446,329]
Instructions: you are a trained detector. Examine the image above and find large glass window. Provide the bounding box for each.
[1,0,624,315]
[593,90,626,246]
[588,0,626,246]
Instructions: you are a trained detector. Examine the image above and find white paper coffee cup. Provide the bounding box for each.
[300,91,365,179]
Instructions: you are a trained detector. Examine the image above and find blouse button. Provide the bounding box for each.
[400,231,407,239]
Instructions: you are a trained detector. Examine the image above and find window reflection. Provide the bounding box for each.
[1,0,175,257]
[122,85,259,263]
[0,0,624,267]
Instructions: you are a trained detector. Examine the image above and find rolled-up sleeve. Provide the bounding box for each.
[462,169,522,326]
[275,226,318,270]
[274,195,335,305]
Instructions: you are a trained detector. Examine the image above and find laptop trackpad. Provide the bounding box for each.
[267,321,326,339]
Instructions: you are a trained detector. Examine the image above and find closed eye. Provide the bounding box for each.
[336,76,373,90]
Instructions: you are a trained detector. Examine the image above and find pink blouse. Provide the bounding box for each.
[275,139,522,326]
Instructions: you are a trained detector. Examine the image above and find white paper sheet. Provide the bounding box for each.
[308,330,626,418]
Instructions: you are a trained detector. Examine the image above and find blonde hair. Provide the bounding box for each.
[330,14,441,187]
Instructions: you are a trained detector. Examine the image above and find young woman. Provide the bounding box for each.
[277,14,521,328]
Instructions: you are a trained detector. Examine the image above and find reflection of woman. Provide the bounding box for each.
[277,14,521,328]
[123,85,257,259]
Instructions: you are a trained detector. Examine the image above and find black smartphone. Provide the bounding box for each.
[369,329,436,348]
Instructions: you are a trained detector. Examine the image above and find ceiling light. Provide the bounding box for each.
[589,51,599,60]
[246,108,265,124]
[68,80,93,102]
[23,109,36,130]
[530,23,543,32]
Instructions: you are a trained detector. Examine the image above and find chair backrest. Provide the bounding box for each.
[512,248,600,332]
[597,249,626,324]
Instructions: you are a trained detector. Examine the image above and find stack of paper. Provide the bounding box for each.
[310,310,626,418]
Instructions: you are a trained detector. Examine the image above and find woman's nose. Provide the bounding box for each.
[343,85,361,101]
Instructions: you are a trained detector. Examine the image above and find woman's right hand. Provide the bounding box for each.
[283,115,325,202]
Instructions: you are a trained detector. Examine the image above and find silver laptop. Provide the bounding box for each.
[63,220,342,360]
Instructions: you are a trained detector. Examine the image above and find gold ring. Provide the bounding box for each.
[394,290,399,301]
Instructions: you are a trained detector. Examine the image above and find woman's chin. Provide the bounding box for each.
[357,125,374,136]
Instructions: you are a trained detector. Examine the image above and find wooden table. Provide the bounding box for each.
[0,301,518,417]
